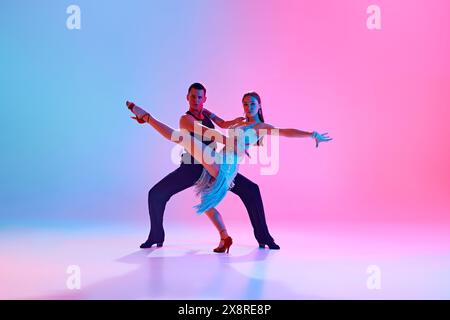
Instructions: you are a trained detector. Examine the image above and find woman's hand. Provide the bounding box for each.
[126,101,150,124]
[312,131,332,148]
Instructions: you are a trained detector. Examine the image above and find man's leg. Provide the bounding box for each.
[230,173,279,249]
[141,163,204,248]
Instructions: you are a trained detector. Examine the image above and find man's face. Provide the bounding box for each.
[187,88,207,112]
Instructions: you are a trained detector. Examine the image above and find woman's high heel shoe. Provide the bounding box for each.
[213,237,233,253]
[126,101,149,123]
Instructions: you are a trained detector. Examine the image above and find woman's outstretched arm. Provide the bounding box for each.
[257,122,332,147]
[257,122,313,137]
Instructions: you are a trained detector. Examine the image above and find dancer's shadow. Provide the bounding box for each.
[32,245,318,300]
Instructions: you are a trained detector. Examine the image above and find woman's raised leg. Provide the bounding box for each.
[141,112,220,178]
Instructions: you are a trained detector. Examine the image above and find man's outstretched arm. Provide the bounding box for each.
[179,114,229,145]
[202,108,245,129]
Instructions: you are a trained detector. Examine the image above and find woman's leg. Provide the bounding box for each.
[204,208,229,238]
[145,114,219,177]
[205,208,230,250]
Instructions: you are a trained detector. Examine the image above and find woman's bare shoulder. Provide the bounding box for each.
[255,122,274,130]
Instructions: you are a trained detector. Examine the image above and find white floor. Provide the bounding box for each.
[1,221,449,299]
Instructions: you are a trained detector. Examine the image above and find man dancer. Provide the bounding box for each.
[139,83,280,250]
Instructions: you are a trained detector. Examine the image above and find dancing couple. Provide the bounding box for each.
[126,83,332,253]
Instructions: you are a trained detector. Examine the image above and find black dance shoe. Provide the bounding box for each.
[258,241,280,250]
[140,240,163,249]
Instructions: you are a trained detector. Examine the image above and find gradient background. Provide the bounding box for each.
[1,0,449,232]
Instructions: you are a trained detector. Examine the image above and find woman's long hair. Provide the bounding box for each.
[242,92,264,146]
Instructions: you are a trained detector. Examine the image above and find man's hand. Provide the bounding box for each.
[230,116,245,125]
[202,108,244,128]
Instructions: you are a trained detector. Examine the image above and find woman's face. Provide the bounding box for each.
[242,96,260,118]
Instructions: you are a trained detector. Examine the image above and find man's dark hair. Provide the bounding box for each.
[188,82,206,95]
